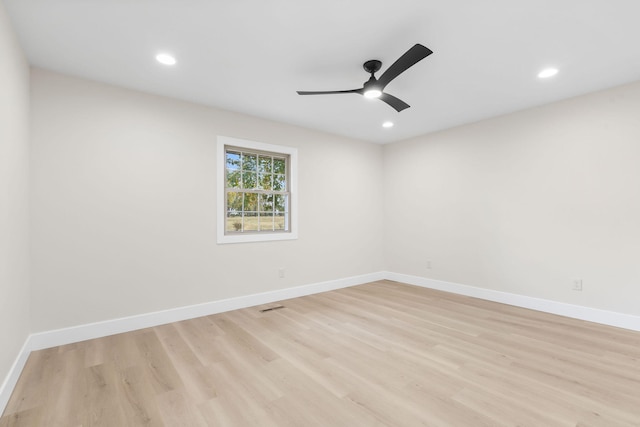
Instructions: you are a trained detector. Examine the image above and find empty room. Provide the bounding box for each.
[1,0,640,426]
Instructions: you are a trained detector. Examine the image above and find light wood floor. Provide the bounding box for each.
[2,280,640,426]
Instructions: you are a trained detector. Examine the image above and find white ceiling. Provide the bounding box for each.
[5,0,640,144]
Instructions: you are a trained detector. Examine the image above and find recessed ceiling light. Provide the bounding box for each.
[382,121,394,128]
[538,67,558,79]
[156,53,176,66]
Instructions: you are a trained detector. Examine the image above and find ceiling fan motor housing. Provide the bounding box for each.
[363,60,382,75]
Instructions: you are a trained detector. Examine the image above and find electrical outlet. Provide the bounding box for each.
[572,278,583,291]
[278,268,285,279]
[426,259,432,269]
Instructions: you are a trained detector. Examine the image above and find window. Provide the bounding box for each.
[217,136,297,244]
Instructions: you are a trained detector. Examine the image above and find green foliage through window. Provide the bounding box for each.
[225,147,289,233]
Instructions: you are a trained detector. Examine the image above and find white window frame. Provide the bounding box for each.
[217,136,298,244]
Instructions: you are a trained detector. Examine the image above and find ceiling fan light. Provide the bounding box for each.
[364,89,382,99]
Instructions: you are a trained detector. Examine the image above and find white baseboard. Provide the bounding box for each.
[0,271,385,414]
[0,338,31,415]
[28,271,386,351]
[4,270,640,415]
[23,271,640,354]
[385,272,640,332]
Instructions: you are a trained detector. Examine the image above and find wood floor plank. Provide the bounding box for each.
[2,280,640,426]
[154,389,207,427]
[0,407,43,427]
[79,363,128,427]
[117,365,165,426]
[134,330,183,395]
[153,324,218,404]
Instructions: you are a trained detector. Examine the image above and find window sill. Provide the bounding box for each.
[217,230,298,244]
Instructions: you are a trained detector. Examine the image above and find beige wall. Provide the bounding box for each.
[384,81,640,315]
[27,68,640,332]
[0,3,30,385]
[29,69,385,332]
[11,38,640,345]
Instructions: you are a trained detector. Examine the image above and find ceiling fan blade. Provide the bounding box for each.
[376,44,433,90]
[297,89,362,95]
[379,93,410,112]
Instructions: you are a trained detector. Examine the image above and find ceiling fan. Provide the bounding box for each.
[296,43,433,112]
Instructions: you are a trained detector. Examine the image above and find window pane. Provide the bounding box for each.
[226,151,241,170]
[226,212,242,232]
[273,174,286,191]
[244,212,258,231]
[273,157,286,174]
[258,156,272,174]
[226,170,241,188]
[258,173,273,190]
[227,191,243,212]
[259,214,274,231]
[242,153,257,171]
[274,194,286,212]
[242,172,257,189]
[259,194,273,212]
[243,193,257,211]
[274,213,286,230]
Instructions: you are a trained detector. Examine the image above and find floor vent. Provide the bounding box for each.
[259,305,285,313]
